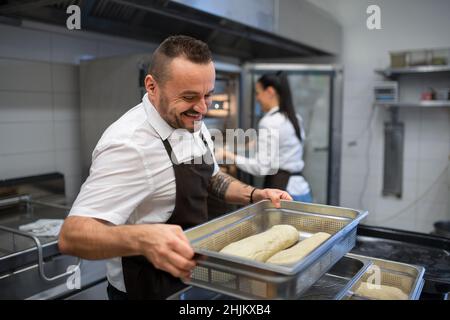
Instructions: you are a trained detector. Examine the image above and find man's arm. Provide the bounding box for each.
[208,171,292,207]
[58,216,195,279]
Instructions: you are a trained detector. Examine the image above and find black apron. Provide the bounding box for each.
[263,170,302,190]
[121,134,214,300]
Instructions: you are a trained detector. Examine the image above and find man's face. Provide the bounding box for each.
[147,57,215,132]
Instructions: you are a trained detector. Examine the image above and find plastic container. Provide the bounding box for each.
[430,48,449,66]
[435,88,450,101]
[390,51,408,68]
[409,50,429,66]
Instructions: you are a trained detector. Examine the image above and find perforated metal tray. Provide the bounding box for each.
[168,255,372,300]
[184,200,368,299]
[344,253,425,300]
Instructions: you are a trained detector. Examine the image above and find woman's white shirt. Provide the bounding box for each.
[234,107,310,196]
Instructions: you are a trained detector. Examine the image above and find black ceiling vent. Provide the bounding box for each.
[0,0,330,61]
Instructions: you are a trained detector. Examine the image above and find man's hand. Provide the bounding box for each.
[137,224,196,280]
[252,188,293,208]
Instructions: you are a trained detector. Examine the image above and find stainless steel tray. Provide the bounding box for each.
[344,253,425,300]
[168,255,371,300]
[184,200,368,299]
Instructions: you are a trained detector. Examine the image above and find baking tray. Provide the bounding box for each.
[354,225,450,297]
[168,255,372,300]
[184,200,368,299]
[344,253,425,300]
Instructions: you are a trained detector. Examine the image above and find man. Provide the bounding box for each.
[59,35,292,300]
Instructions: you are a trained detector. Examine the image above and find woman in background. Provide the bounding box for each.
[218,72,312,202]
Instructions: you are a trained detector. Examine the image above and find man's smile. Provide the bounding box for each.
[182,110,203,121]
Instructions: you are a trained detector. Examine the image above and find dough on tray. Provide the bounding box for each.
[266,232,331,265]
[219,224,299,262]
[354,282,408,300]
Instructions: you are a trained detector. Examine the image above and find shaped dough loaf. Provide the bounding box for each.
[354,282,408,300]
[219,225,299,262]
[266,232,331,265]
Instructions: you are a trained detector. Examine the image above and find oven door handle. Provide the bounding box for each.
[0,225,81,282]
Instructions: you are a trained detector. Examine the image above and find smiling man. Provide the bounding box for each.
[58,35,292,300]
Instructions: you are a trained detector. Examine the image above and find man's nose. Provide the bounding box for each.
[193,98,208,114]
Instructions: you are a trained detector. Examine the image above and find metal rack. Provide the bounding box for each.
[375,65,450,109]
[375,63,450,197]
[375,101,450,108]
[375,65,450,78]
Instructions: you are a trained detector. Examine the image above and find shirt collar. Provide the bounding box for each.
[142,93,174,141]
[266,106,280,116]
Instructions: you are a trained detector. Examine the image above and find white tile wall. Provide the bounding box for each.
[378,209,417,232]
[0,22,158,202]
[0,92,53,122]
[53,93,80,121]
[418,159,449,183]
[402,159,419,181]
[98,41,157,58]
[51,64,80,93]
[0,58,52,92]
[311,0,450,233]
[0,122,55,154]
[0,151,56,179]
[55,149,82,176]
[340,155,383,180]
[54,120,81,151]
[50,34,98,65]
[418,140,450,163]
[416,202,450,233]
[0,24,51,62]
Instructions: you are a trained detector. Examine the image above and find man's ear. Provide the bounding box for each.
[145,74,157,97]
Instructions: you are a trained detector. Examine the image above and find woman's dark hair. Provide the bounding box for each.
[257,72,302,142]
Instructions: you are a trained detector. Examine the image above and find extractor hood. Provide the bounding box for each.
[0,0,330,61]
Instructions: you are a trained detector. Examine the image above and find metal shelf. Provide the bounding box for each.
[376,65,450,77]
[374,101,450,108]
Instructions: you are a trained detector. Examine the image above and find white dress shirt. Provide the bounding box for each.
[68,94,219,292]
[234,106,310,196]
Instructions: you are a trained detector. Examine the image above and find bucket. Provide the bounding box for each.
[433,221,450,238]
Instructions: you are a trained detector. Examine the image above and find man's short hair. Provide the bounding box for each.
[149,35,213,85]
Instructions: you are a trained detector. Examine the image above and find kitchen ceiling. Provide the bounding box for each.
[0,0,330,61]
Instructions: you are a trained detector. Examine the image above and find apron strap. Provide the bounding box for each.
[162,133,210,165]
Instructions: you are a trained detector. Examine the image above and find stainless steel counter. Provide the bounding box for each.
[0,196,107,300]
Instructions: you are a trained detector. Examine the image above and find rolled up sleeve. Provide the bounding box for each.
[69,141,153,225]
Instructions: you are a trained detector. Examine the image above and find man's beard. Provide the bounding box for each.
[158,94,201,133]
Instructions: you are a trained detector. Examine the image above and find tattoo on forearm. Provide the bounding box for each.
[209,172,234,199]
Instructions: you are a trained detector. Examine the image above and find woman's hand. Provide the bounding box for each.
[252,188,293,208]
